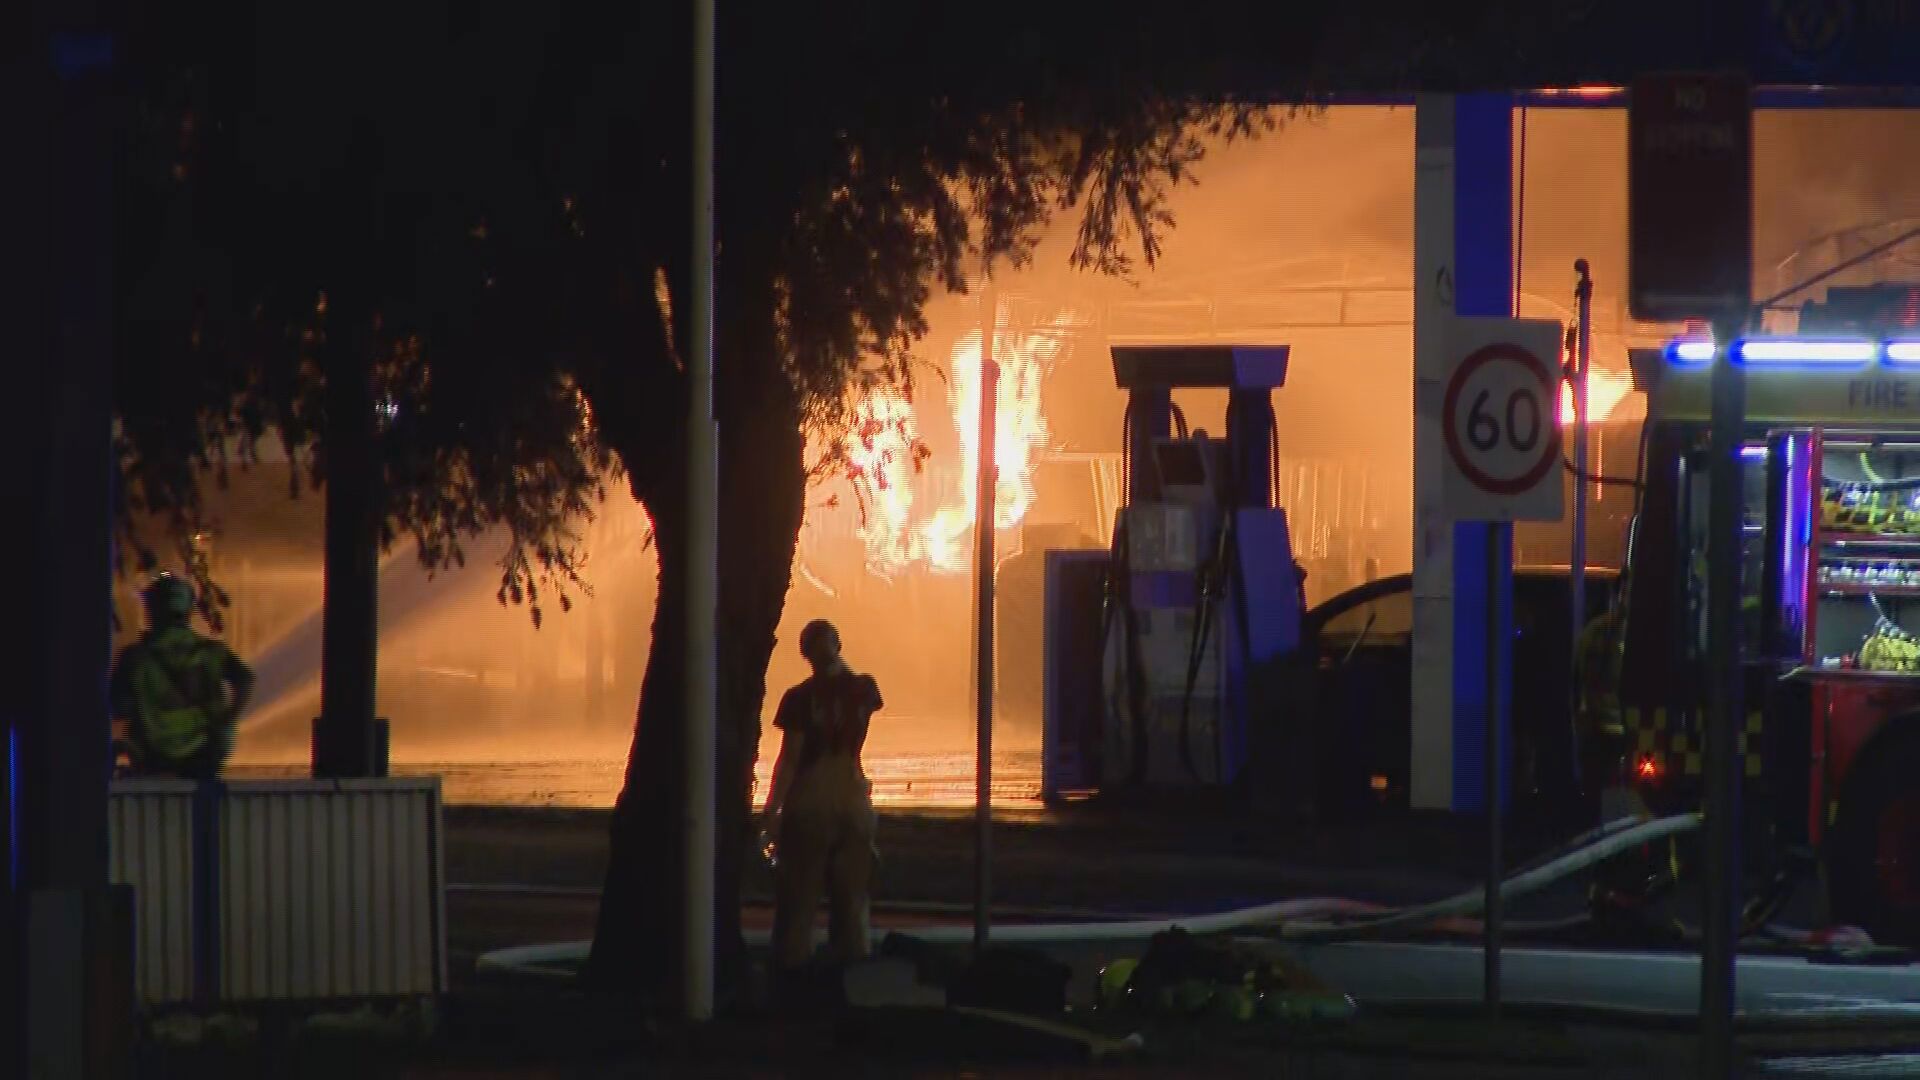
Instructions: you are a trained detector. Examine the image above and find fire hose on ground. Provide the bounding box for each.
[476,812,1707,980]
[1277,811,1702,942]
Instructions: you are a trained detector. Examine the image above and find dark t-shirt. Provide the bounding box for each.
[774,667,883,772]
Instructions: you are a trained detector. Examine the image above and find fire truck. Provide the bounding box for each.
[1618,284,1920,947]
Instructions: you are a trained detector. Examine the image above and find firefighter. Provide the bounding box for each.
[111,574,255,780]
[1574,603,1627,786]
[764,619,884,981]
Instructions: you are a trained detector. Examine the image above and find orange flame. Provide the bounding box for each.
[835,310,1068,577]
[842,387,928,575]
[1559,368,1637,425]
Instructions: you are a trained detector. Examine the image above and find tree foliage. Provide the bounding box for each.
[114,2,1304,600]
[118,5,596,608]
[113,0,1623,605]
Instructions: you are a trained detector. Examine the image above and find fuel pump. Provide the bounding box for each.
[1100,346,1304,788]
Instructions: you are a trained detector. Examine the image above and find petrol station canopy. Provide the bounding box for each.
[972,0,1920,101]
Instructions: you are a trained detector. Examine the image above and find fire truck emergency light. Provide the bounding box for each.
[1663,336,1920,367]
[1733,338,1878,366]
[1883,341,1920,364]
[1666,339,1716,364]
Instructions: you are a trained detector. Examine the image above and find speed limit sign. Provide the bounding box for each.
[1441,317,1566,521]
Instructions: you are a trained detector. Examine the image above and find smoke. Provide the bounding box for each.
[1757,111,1920,289]
[118,467,659,766]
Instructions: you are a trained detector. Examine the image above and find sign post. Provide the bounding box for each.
[974,284,998,954]
[1630,71,1753,1080]
[1571,261,1594,796]
[1441,316,1564,1017]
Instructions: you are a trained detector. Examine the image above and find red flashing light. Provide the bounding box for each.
[1634,756,1662,783]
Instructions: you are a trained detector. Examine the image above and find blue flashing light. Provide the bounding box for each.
[7,723,16,891]
[1885,341,1920,365]
[1664,336,1920,367]
[1667,339,1716,364]
[1740,445,1769,460]
[1733,338,1878,366]
[1792,438,1811,549]
[1749,339,1879,365]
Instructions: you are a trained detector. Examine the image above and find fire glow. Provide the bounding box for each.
[838,311,1067,578]
[1560,367,1637,426]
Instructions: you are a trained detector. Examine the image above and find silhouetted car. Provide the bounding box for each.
[1304,566,1619,822]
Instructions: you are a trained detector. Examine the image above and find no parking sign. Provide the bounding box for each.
[1441,318,1566,522]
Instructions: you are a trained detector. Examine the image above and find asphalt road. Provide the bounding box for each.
[444,802,1513,902]
[441,802,1515,980]
[441,805,1920,1076]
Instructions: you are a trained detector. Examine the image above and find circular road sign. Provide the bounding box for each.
[1442,340,1563,497]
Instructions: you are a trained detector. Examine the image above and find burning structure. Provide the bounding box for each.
[825,306,1073,581]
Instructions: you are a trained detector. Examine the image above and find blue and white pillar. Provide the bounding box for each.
[1412,94,1515,813]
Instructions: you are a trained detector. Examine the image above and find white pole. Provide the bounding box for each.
[1410,93,1459,812]
[683,0,718,1022]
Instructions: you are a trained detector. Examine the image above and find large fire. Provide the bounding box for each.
[840,386,928,571]
[836,310,1069,578]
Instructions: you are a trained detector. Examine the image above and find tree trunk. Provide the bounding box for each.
[315,307,385,779]
[586,382,805,1006]
[586,486,687,998]
[713,387,806,993]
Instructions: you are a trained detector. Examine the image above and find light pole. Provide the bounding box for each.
[1700,314,1746,1080]
[1570,260,1593,794]
[682,0,720,1023]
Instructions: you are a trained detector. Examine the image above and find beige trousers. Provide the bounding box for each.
[772,754,875,970]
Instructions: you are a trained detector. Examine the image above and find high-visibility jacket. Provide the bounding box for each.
[112,627,243,768]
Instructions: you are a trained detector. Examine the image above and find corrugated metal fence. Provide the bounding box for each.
[108,781,198,1003]
[108,777,445,1006]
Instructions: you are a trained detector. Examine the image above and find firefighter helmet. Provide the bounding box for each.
[799,619,840,660]
[142,574,195,622]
